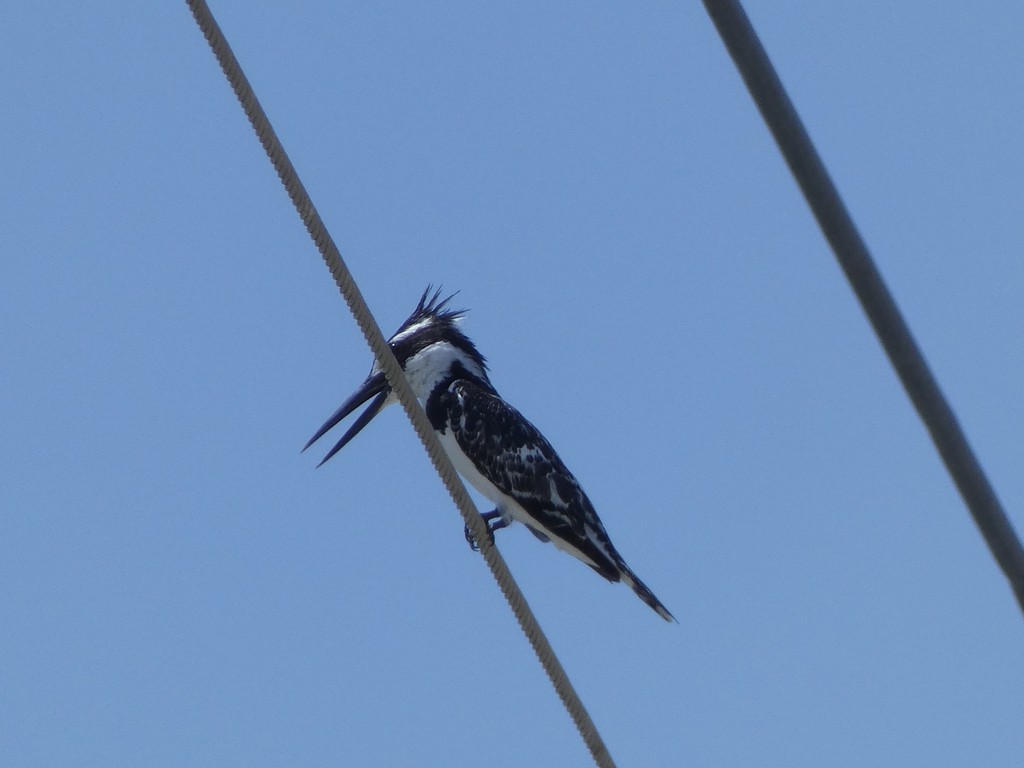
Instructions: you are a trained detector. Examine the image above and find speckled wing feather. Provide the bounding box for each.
[436,378,622,581]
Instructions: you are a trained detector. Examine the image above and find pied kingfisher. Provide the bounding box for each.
[304,287,675,622]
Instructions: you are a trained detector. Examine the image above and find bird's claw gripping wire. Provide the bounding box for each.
[464,509,508,552]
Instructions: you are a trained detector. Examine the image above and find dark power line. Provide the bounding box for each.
[702,0,1024,615]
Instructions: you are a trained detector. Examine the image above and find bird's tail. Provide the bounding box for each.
[619,564,676,622]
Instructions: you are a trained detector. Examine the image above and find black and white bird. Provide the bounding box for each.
[304,287,675,622]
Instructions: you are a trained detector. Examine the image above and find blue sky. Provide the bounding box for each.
[2,2,1022,766]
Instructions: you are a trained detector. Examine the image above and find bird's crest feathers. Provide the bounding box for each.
[385,285,488,379]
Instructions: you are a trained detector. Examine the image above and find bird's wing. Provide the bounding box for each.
[441,379,621,578]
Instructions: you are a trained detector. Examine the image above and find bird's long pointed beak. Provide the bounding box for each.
[303,371,389,467]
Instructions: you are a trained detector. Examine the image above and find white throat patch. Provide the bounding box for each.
[400,342,486,402]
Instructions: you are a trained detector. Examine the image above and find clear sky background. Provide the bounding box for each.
[2,2,1022,766]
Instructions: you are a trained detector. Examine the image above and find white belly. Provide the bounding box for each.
[436,429,508,508]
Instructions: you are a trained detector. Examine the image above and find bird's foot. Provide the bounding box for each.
[464,509,508,552]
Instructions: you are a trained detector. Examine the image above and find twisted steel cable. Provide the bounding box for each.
[185,2,617,765]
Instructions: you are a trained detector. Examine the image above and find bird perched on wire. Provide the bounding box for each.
[304,287,675,622]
